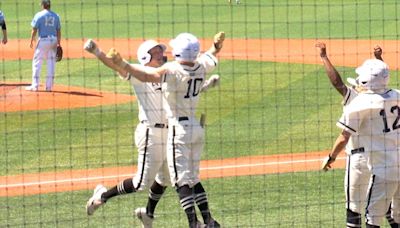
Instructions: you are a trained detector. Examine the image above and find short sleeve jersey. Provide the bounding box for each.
[0,11,4,24]
[162,52,217,118]
[342,86,359,155]
[31,10,61,37]
[336,89,400,180]
[129,66,166,124]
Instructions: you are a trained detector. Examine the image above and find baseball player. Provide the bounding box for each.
[106,31,225,228]
[84,38,221,228]
[318,43,399,227]
[26,0,61,92]
[0,10,8,44]
[84,39,171,221]
[335,59,400,227]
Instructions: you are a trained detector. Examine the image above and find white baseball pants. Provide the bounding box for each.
[167,117,204,188]
[345,152,371,213]
[365,175,400,226]
[31,36,57,90]
[132,122,170,191]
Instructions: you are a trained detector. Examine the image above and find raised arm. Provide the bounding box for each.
[106,48,165,83]
[84,39,127,78]
[374,45,383,61]
[205,31,225,56]
[316,42,347,97]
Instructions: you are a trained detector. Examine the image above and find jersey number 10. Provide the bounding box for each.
[379,105,400,133]
[184,78,203,98]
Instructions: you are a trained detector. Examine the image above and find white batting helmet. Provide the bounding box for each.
[355,59,389,92]
[169,33,200,62]
[136,40,166,65]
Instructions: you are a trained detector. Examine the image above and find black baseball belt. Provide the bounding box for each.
[351,147,365,154]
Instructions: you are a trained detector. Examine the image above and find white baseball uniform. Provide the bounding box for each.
[341,86,371,216]
[337,89,400,226]
[30,9,61,91]
[162,52,217,188]
[128,67,170,190]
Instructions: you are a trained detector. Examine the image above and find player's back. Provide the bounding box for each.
[162,61,207,119]
[346,89,400,180]
[32,10,60,37]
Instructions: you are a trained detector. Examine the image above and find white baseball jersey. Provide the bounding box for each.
[127,67,170,189]
[162,52,218,187]
[339,86,372,216]
[129,69,166,124]
[162,52,217,119]
[337,89,400,181]
[342,86,360,155]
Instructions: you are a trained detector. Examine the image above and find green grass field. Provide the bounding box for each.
[1,0,400,227]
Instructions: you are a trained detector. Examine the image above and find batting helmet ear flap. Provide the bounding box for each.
[140,52,152,65]
[137,40,167,65]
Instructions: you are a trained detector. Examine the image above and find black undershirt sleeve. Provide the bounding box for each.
[1,21,6,30]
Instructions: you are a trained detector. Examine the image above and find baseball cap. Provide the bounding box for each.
[169,33,200,62]
[355,59,389,91]
[136,40,166,65]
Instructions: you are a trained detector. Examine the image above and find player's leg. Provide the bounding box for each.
[176,184,198,228]
[86,177,136,215]
[365,175,397,227]
[190,126,219,226]
[136,126,170,226]
[167,124,199,227]
[27,40,45,91]
[389,186,400,227]
[345,153,370,227]
[135,169,169,228]
[137,180,167,218]
[45,40,57,91]
[86,124,159,215]
[386,203,400,228]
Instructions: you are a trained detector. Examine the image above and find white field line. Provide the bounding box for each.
[0,156,345,189]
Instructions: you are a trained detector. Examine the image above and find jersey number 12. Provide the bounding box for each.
[379,105,400,133]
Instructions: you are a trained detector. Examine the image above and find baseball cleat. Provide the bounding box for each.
[135,207,154,228]
[25,85,38,92]
[207,218,221,228]
[86,184,107,216]
[195,221,207,228]
[83,39,98,54]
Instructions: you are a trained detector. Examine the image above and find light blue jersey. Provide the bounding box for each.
[0,10,4,24]
[31,10,60,38]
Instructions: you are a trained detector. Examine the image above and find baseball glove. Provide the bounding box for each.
[56,45,63,62]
